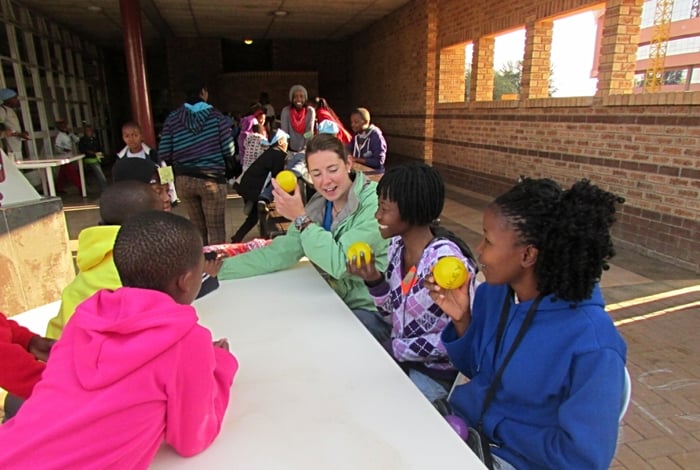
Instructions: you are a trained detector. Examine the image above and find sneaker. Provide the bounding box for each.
[257,200,269,214]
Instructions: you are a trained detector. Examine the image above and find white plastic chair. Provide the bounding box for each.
[619,366,632,422]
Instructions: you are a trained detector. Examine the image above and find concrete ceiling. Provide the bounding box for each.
[18,0,411,47]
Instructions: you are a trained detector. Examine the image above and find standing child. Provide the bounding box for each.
[0,211,238,468]
[428,178,627,469]
[346,164,478,401]
[118,121,179,205]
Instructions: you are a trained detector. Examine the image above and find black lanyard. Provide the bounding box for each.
[478,288,544,427]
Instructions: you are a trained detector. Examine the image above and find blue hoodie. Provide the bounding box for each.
[443,283,626,470]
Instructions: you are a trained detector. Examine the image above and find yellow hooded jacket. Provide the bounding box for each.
[46,226,121,339]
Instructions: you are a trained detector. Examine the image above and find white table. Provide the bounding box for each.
[151,261,484,469]
[14,154,86,198]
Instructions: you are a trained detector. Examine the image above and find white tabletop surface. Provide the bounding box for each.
[151,261,484,469]
[13,154,85,168]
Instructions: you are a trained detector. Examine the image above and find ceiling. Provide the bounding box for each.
[18,0,412,48]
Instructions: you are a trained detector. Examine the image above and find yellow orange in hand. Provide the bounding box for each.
[276,170,297,193]
[432,256,468,289]
[346,242,373,268]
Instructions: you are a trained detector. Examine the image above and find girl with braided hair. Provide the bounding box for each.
[428,178,627,470]
[347,163,478,401]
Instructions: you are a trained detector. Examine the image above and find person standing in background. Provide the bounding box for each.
[259,92,275,136]
[159,77,234,245]
[0,88,39,186]
[280,85,315,153]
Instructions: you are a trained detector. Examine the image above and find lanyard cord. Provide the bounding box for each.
[477,289,544,428]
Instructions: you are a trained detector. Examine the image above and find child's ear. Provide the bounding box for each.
[175,270,196,292]
[521,244,539,268]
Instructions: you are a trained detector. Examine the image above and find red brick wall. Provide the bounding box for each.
[349,0,700,272]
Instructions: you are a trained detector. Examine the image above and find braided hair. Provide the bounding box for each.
[492,178,625,302]
[114,211,203,294]
[376,163,445,226]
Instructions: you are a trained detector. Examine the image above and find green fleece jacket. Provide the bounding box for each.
[219,172,388,311]
[46,226,121,339]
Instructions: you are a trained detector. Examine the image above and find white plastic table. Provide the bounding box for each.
[151,261,484,469]
[14,154,86,197]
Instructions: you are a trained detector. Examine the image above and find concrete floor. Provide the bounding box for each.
[58,179,700,469]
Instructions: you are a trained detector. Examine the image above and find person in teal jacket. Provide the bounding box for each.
[219,134,388,315]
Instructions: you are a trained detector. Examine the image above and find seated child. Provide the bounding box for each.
[112,156,172,212]
[0,314,55,419]
[112,156,222,296]
[428,178,627,469]
[78,124,107,193]
[46,180,163,339]
[346,164,478,401]
[0,211,238,468]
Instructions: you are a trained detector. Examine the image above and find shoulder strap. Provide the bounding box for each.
[478,290,544,427]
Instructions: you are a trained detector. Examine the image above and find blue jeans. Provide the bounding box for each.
[408,369,450,402]
[87,162,107,192]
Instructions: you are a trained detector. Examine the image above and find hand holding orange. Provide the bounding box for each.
[346,241,373,268]
[432,256,468,289]
[275,170,297,193]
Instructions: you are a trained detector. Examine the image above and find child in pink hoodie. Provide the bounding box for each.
[0,211,239,469]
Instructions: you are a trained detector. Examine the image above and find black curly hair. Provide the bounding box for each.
[492,178,625,302]
[114,211,203,294]
[376,163,445,226]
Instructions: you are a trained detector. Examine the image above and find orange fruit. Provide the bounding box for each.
[346,242,373,267]
[432,256,468,289]
[276,170,297,193]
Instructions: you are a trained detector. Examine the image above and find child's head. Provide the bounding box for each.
[112,158,171,211]
[99,180,162,225]
[121,122,143,153]
[376,164,444,234]
[83,125,94,137]
[113,211,204,305]
[251,123,263,135]
[482,178,625,302]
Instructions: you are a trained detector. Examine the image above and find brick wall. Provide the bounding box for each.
[166,38,223,109]
[349,0,700,272]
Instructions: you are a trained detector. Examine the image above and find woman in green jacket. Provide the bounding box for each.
[219,134,388,316]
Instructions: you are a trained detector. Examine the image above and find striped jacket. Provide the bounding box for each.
[159,102,234,182]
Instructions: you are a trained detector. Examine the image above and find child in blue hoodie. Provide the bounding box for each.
[427,178,627,470]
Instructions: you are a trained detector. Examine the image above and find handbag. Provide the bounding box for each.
[467,288,544,469]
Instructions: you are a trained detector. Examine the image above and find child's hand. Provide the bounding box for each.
[346,251,381,282]
[28,336,56,362]
[213,338,229,351]
[270,178,305,221]
[203,258,223,277]
[425,275,472,336]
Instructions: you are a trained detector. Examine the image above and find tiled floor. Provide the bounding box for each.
[59,181,700,469]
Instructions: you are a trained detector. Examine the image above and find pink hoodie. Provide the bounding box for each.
[0,288,238,469]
